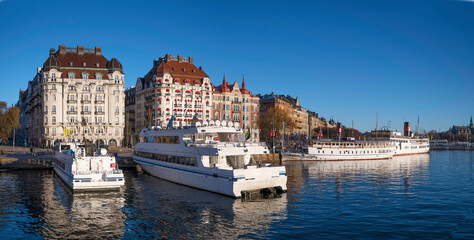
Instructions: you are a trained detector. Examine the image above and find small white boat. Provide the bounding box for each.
[53,141,125,191]
[294,140,396,161]
[132,120,287,198]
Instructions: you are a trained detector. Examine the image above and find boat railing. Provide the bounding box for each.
[309,141,395,149]
[73,169,123,176]
[187,141,267,148]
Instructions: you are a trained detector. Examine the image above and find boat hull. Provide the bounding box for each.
[134,157,287,198]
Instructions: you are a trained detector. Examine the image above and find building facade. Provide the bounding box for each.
[17,45,125,147]
[259,94,309,137]
[131,54,213,133]
[212,75,260,142]
[124,86,137,146]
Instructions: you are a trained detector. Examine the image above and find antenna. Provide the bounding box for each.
[417,115,420,135]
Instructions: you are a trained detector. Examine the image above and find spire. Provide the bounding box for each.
[470,116,473,128]
[221,73,230,92]
[241,74,250,94]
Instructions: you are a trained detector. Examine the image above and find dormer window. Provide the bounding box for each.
[182,68,186,72]
[172,67,176,71]
[192,69,196,73]
[95,73,103,80]
[81,72,89,79]
[69,62,73,66]
[96,63,99,67]
[68,72,76,79]
[82,63,86,67]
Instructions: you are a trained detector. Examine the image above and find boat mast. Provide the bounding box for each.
[376,109,379,139]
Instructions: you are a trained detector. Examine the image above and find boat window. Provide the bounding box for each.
[60,145,71,151]
[134,151,197,166]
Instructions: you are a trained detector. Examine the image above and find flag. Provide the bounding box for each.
[191,114,198,123]
[245,129,251,141]
[166,116,175,128]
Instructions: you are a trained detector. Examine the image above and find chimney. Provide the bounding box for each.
[199,66,203,71]
[189,57,193,64]
[77,46,85,55]
[37,67,42,73]
[404,122,410,136]
[95,46,102,56]
[178,55,183,62]
[59,45,66,54]
[49,48,55,55]
[165,54,171,62]
[153,60,159,67]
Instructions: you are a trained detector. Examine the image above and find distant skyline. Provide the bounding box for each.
[1,0,472,132]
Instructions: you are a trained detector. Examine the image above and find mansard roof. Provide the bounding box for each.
[42,45,120,79]
[143,54,208,86]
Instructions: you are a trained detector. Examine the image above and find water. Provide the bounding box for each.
[0,151,473,239]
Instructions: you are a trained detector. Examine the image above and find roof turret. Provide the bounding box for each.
[107,58,123,73]
[43,49,60,71]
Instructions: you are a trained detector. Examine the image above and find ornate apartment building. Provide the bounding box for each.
[131,54,213,133]
[211,75,260,141]
[17,45,125,147]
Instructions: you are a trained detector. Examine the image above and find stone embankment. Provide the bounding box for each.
[0,146,137,170]
[1,146,282,170]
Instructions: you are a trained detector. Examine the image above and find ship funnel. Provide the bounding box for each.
[404,122,410,136]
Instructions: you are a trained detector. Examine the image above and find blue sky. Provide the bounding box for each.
[0,0,473,132]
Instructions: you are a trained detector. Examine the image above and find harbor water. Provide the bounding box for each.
[0,151,473,239]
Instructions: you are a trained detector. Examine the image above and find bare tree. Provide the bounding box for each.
[259,107,296,142]
[0,101,20,143]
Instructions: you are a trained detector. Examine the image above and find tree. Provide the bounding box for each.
[0,101,20,143]
[259,107,296,143]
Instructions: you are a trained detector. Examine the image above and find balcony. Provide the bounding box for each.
[113,90,120,94]
[194,105,202,108]
[173,104,182,107]
[81,100,91,104]
[81,111,91,115]
[95,111,105,115]
[67,100,77,104]
[94,100,105,104]
[68,89,76,92]
[82,89,90,92]
[115,112,120,115]
[67,111,77,115]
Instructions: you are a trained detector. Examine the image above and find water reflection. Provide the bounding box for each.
[122,170,288,239]
[0,169,288,239]
[286,154,430,200]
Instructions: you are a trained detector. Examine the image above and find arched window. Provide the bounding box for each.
[52,105,56,114]
[84,106,89,112]
[44,106,48,113]
[115,107,119,113]
[115,75,119,81]
[95,73,103,80]
[215,112,219,119]
[98,106,102,112]
[45,117,48,124]
[52,117,56,124]
[51,73,56,80]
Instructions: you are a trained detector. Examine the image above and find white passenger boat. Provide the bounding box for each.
[371,129,430,156]
[53,141,125,191]
[297,140,396,161]
[132,120,287,198]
